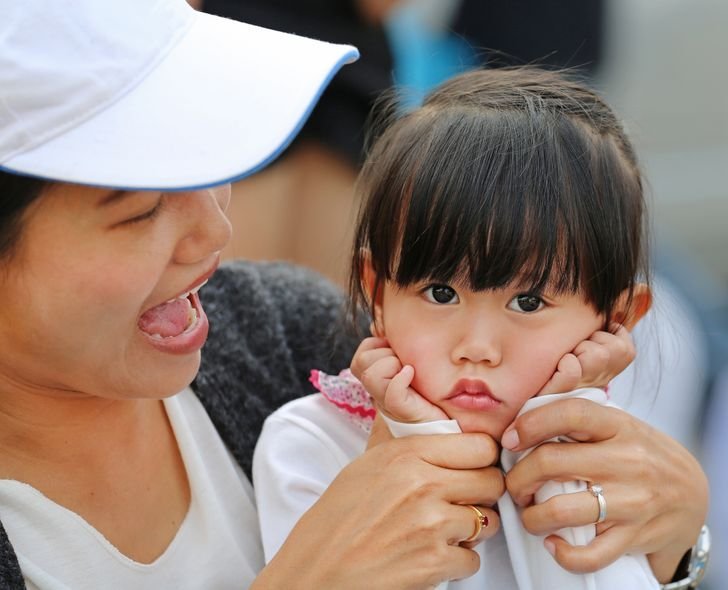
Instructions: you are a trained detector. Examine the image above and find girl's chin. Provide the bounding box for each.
[452,415,507,438]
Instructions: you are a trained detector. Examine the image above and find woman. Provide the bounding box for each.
[0,0,708,588]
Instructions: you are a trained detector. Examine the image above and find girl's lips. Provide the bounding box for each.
[445,379,501,411]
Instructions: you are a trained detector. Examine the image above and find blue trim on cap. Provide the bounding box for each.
[0,47,360,193]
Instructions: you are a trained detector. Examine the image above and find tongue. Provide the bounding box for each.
[139,297,192,338]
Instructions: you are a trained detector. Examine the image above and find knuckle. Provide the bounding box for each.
[545,497,580,527]
[593,346,610,365]
[531,443,560,474]
[569,398,594,430]
[553,545,604,574]
[568,550,602,574]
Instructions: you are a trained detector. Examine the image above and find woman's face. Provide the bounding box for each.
[0,183,231,401]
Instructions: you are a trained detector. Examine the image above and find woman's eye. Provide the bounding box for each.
[124,199,164,225]
[424,284,459,305]
[508,293,544,313]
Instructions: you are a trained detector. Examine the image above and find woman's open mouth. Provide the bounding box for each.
[138,279,211,354]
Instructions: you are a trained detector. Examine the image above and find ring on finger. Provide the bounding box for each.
[463,505,489,542]
[588,484,607,524]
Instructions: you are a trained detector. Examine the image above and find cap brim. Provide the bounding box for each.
[2,12,358,191]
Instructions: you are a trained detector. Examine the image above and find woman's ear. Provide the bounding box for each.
[360,251,385,337]
[612,283,652,331]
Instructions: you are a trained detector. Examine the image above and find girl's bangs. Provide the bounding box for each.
[379,111,586,296]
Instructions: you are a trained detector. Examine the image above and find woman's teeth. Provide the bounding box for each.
[164,279,208,304]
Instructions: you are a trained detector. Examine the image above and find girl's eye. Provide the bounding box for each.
[507,293,544,313]
[423,284,459,305]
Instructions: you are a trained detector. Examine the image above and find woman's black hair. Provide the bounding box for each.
[0,171,49,260]
[349,67,648,329]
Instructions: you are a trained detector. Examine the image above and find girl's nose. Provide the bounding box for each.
[451,318,502,367]
[173,186,232,264]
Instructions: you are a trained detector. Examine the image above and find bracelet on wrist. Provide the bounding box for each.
[660,525,710,590]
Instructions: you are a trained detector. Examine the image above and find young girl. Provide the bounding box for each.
[252,67,661,589]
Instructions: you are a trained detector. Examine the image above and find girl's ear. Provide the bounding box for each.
[360,251,385,337]
[612,283,652,331]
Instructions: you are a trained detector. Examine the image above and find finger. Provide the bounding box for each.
[545,525,634,573]
[386,432,502,472]
[537,353,582,396]
[353,347,397,379]
[521,488,615,535]
[358,335,390,351]
[437,545,482,584]
[506,441,620,504]
[590,327,635,361]
[501,398,622,452]
[572,340,610,369]
[360,356,403,392]
[459,505,500,547]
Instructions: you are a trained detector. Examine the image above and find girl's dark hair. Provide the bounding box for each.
[0,171,48,260]
[350,67,648,328]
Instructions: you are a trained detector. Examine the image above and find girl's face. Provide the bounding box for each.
[374,278,605,437]
[0,184,231,402]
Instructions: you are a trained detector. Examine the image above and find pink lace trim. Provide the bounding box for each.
[309,369,375,432]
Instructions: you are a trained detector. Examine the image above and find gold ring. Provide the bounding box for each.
[463,505,488,542]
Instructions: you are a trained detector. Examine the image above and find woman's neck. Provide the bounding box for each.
[0,386,191,563]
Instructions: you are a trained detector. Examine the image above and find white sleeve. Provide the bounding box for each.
[252,400,362,562]
[381,413,461,436]
[499,389,660,590]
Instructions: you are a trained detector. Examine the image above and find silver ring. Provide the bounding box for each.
[588,484,607,524]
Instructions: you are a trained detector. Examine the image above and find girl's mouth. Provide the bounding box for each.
[445,379,501,411]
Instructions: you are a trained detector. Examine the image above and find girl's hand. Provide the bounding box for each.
[351,336,448,423]
[502,398,708,583]
[537,324,635,396]
[254,433,504,590]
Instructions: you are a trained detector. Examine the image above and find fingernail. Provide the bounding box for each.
[544,539,556,556]
[501,428,519,450]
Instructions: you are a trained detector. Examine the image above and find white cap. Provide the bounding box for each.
[0,0,359,190]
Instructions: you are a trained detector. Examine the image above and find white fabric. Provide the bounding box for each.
[0,0,358,190]
[0,388,264,589]
[253,394,516,590]
[254,390,659,590]
[498,389,658,590]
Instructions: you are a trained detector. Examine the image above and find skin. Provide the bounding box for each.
[370,278,608,437]
[353,261,703,583]
[0,183,706,584]
[0,182,502,585]
[0,184,231,562]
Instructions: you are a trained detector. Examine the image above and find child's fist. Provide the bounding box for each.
[538,323,636,396]
[351,336,447,423]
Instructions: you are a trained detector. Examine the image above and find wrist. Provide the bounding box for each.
[656,525,710,589]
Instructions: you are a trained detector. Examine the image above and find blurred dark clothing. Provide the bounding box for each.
[203,0,393,165]
[454,0,605,74]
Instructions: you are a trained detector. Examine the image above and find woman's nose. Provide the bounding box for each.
[173,186,232,264]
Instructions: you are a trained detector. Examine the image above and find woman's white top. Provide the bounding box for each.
[0,388,264,589]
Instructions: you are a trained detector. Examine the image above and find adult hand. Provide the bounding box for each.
[502,398,708,583]
[254,433,503,590]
